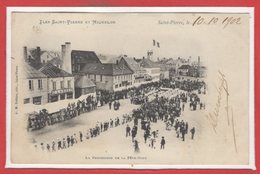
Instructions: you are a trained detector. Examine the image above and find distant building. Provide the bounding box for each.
[177,65,191,76]
[175,57,190,73]
[119,56,146,84]
[40,51,61,64]
[22,63,48,105]
[198,66,207,77]
[24,46,62,69]
[80,62,134,92]
[39,63,75,103]
[71,50,101,73]
[49,57,62,69]
[75,76,96,98]
[139,58,160,82]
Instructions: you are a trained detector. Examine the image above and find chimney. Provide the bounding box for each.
[23,46,28,62]
[61,44,66,69]
[36,46,41,64]
[62,42,72,74]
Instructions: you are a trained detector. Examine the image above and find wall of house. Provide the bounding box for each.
[96,75,114,91]
[145,68,160,81]
[87,73,133,91]
[113,74,133,90]
[22,77,48,105]
[47,76,75,102]
[41,52,52,63]
[75,86,96,98]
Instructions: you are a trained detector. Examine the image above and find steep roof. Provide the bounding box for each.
[80,63,133,76]
[24,63,47,79]
[75,76,96,88]
[71,50,101,64]
[49,57,62,66]
[140,58,160,68]
[120,57,145,72]
[39,63,73,78]
[97,54,121,64]
[29,49,60,60]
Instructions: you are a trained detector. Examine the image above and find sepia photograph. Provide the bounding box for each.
[6,7,254,169]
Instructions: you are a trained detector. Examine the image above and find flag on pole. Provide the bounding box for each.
[153,40,156,46]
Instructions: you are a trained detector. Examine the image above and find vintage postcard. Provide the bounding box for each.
[6,7,254,169]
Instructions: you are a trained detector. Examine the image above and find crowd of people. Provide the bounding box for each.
[27,95,97,131]
[32,78,207,153]
[122,79,206,153]
[28,81,160,132]
[35,113,133,152]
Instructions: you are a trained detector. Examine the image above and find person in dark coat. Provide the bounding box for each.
[160,136,166,149]
[190,127,196,139]
[134,140,140,153]
[126,124,131,137]
[109,101,112,110]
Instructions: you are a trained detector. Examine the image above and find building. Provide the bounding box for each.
[75,76,96,98]
[119,56,146,84]
[49,57,62,69]
[175,57,190,72]
[99,54,147,85]
[22,63,48,105]
[177,65,191,76]
[139,58,160,82]
[198,66,207,77]
[39,63,75,103]
[80,62,134,92]
[71,50,101,73]
[40,51,61,64]
[24,46,43,69]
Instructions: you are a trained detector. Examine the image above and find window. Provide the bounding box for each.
[33,96,42,105]
[50,95,58,103]
[52,81,56,90]
[24,98,30,104]
[29,80,34,90]
[68,80,71,88]
[38,79,42,89]
[94,74,96,81]
[100,75,103,82]
[60,81,64,89]
[77,64,81,71]
[67,92,73,99]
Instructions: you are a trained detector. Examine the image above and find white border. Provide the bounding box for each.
[6,7,255,170]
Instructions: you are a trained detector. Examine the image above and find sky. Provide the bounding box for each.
[11,12,216,62]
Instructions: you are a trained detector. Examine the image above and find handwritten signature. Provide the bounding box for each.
[206,70,237,153]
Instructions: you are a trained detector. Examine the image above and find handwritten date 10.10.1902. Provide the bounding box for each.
[192,16,241,28]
